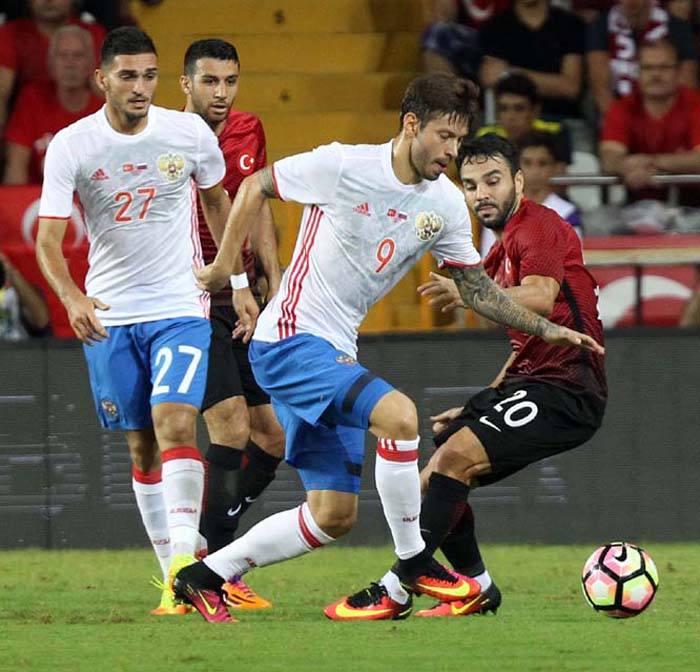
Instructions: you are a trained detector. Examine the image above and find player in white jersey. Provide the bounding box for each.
[35,27,258,617]
[173,73,604,624]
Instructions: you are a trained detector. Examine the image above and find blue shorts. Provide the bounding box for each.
[249,334,394,493]
[83,317,211,430]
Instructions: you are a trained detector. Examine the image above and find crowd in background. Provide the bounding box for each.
[423,0,700,235]
[2,0,700,338]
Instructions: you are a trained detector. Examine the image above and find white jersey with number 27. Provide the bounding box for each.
[255,141,481,357]
[39,105,226,326]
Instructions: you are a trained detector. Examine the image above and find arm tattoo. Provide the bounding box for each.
[258,166,278,199]
[448,265,557,338]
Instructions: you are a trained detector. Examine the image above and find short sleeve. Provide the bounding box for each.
[560,12,586,56]
[255,119,267,168]
[669,18,697,61]
[0,23,18,70]
[600,99,630,145]
[4,85,35,147]
[39,133,78,219]
[431,203,481,268]
[585,12,608,53]
[515,214,566,284]
[271,143,343,204]
[193,115,226,189]
[479,16,505,59]
[690,97,700,147]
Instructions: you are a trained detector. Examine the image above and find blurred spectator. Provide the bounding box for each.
[519,131,583,236]
[679,286,700,326]
[599,38,700,204]
[421,0,509,79]
[0,0,106,132]
[3,24,102,184]
[477,73,572,164]
[586,0,697,116]
[571,0,693,23]
[0,250,50,339]
[479,0,585,119]
[0,0,25,22]
[479,128,583,255]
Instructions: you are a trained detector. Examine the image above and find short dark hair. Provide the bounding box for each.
[399,73,479,129]
[458,133,520,175]
[100,27,157,68]
[494,72,539,106]
[518,131,558,161]
[184,39,239,76]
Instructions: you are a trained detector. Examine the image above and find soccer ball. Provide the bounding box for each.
[581,542,659,618]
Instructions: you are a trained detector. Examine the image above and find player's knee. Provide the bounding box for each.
[204,397,250,447]
[383,398,419,439]
[432,442,482,484]
[129,443,159,472]
[253,426,286,459]
[309,502,358,538]
[369,390,418,440]
[153,406,198,446]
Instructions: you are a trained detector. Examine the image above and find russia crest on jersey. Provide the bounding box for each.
[415,211,444,241]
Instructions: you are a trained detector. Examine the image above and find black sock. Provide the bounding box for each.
[392,473,469,583]
[420,472,470,556]
[395,548,432,583]
[239,440,282,504]
[203,443,244,553]
[440,502,485,577]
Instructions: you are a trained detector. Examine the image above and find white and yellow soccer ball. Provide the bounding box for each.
[581,542,659,618]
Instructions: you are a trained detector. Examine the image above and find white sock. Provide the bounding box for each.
[161,447,204,557]
[375,437,425,559]
[132,469,170,581]
[195,530,208,559]
[472,569,492,591]
[204,502,334,580]
[379,569,410,604]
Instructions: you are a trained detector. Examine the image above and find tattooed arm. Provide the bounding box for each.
[447,265,604,353]
[194,166,278,294]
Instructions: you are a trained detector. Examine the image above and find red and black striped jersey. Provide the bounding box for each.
[197,109,267,305]
[484,199,607,402]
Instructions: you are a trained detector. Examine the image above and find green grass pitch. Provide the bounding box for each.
[1,544,698,672]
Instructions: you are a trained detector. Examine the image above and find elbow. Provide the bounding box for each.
[541,302,555,318]
[243,172,268,200]
[34,235,50,265]
[33,307,51,330]
[563,82,582,100]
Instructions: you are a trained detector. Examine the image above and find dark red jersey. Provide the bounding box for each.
[484,199,607,402]
[197,109,267,305]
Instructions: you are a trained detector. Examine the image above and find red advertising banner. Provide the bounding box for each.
[0,186,89,338]
[584,235,700,327]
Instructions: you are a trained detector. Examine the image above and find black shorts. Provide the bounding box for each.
[433,377,605,487]
[201,303,270,412]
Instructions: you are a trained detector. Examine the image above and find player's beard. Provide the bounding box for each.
[476,185,518,231]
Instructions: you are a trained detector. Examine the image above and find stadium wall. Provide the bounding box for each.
[0,330,697,549]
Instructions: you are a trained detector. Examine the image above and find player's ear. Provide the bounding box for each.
[180,74,192,95]
[514,168,525,196]
[94,68,107,94]
[401,112,420,139]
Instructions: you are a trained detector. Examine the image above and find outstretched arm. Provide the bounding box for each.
[250,200,282,301]
[447,265,603,353]
[194,166,277,294]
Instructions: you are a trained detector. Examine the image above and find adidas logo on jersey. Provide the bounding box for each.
[90,168,109,181]
[353,202,371,216]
